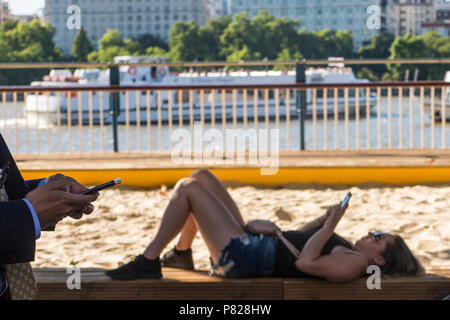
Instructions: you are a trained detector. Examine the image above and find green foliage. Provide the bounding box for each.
[200,16,232,61]
[356,67,378,81]
[356,32,395,79]
[0,19,62,85]
[274,47,303,71]
[87,29,140,62]
[72,28,94,62]
[145,46,168,57]
[388,31,450,80]
[226,45,261,62]
[135,33,168,53]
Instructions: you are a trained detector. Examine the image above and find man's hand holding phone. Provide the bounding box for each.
[47,174,99,220]
[26,174,100,229]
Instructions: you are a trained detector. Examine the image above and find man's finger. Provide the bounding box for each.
[67,177,89,194]
[83,204,94,215]
[65,192,99,207]
[69,212,84,220]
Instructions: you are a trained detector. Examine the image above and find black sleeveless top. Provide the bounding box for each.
[273,227,353,278]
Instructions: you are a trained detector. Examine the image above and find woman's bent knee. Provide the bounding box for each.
[176,177,201,193]
[191,169,213,182]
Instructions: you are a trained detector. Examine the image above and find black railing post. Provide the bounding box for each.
[296,62,307,150]
[110,66,120,152]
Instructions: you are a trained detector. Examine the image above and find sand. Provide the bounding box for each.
[32,183,450,272]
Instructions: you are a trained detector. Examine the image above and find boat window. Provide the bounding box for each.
[316,89,355,98]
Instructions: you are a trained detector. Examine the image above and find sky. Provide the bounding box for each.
[4,0,45,16]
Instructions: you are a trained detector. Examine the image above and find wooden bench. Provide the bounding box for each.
[34,268,450,300]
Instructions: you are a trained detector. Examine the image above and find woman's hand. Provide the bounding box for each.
[245,220,280,235]
[323,204,348,232]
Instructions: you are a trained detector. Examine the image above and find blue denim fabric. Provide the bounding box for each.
[211,232,276,278]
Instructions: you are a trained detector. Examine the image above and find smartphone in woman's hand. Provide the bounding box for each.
[340,192,352,208]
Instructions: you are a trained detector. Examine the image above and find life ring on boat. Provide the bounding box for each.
[158,68,167,77]
[128,66,137,76]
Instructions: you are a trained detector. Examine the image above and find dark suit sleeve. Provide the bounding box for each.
[0,199,36,264]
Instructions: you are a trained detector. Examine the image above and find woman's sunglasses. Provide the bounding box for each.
[373,231,386,241]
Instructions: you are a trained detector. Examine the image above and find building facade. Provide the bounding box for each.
[420,0,450,36]
[218,0,382,48]
[436,0,450,21]
[0,2,40,25]
[382,0,436,36]
[45,0,205,55]
[0,1,14,24]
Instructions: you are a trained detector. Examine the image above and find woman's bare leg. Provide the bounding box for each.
[173,169,245,251]
[174,215,197,251]
[143,177,245,263]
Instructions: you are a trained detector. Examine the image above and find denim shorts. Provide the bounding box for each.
[210,232,277,278]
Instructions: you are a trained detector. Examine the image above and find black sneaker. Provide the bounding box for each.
[105,255,162,280]
[161,247,195,270]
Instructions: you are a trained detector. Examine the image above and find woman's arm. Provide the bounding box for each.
[294,204,366,281]
[295,252,367,282]
[296,224,334,263]
[297,215,326,232]
[297,205,335,232]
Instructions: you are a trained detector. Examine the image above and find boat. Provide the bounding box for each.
[422,71,450,122]
[24,57,377,125]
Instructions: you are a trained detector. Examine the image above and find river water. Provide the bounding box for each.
[1,96,449,155]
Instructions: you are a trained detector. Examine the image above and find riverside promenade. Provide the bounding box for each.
[15,149,450,187]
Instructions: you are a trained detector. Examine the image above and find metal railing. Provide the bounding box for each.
[0,58,449,69]
[0,81,448,156]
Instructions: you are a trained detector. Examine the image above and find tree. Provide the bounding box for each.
[357,32,395,79]
[145,46,168,57]
[199,16,232,60]
[0,19,63,85]
[220,12,256,60]
[388,33,427,80]
[335,30,354,58]
[88,29,140,62]
[420,31,450,80]
[169,21,205,61]
[297,30,321,59]
[356,67,378,81]
[275,47,303,71]
[135,33,168,53]
[72,27,94,62]
[226,45,261,62]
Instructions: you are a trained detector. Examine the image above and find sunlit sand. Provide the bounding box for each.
[32,184,450,272]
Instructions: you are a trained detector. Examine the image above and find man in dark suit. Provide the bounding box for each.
[0,133,99,299]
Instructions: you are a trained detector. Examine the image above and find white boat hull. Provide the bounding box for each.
[25,91,377,125]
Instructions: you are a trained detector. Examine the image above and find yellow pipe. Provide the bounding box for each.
[21,167,450,188]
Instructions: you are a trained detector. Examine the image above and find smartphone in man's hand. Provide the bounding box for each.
[80,179,122,195]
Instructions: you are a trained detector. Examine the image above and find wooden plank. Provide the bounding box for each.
[284,275,450,300]
[34,268,450,300]
[15,150,450,170]
[34,268,283,300]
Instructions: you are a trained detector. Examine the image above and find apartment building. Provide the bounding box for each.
[218,0,382,48]
[45,0,205,55]
[383,0,436,36]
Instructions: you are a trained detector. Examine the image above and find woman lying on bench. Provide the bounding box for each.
[106,169,424,282]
